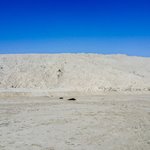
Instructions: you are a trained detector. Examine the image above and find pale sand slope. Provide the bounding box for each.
[0,54,150,95]
[0,95,150,150]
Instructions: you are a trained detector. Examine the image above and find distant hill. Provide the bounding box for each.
[0,54,150,95]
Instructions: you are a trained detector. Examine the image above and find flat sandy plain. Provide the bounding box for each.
[0,94,150,150]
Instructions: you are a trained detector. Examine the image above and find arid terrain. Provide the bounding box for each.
[0,95,150,150]
[0,54,150,93]
[0,54,150,150]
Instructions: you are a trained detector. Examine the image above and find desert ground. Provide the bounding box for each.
[0,54,150,150]
[0,94,150,150]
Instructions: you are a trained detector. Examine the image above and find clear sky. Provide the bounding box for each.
[0,0,150,56]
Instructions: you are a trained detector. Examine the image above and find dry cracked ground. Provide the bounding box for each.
[0,94,150,150]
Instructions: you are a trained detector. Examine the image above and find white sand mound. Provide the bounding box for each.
[0,54,150,94]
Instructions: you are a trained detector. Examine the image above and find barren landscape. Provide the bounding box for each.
[0,54,150,150]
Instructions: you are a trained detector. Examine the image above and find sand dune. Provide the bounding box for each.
[0,54,150,95]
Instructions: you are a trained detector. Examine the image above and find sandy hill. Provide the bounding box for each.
[0,54,150,95]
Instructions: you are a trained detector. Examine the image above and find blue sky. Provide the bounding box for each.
[0,0,150,56]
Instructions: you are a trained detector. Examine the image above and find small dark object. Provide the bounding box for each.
[67,98,76,101]
[59,97,63,99]
[58,69,62,72]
